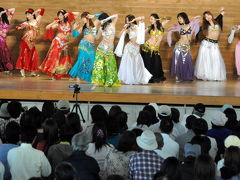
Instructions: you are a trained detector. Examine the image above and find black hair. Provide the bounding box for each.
[106,175,124,180]
[153,171,169,180]
[192,118,208,135]
[224,108,238,131]
[171,108,180,123]
[5,121,20,144]
[57,9,68,23]
[21,126,37,143]
[160,119,174,134]
[0,7,9,24]
[55,162,76,180]
[117,131,136,152]
[59,124,75,143]
[143,105,159,125]
[92,123,109,152]
[125,14,137,27]
[81,11,94,33]
[98,12,111,31]
[149,13,164,33]
[90,105,108,124]
[131,128,143,137]
[67,112,82,134]
[109,105,122,119]
[137,110,152,127]
[28,106,44,129]
[7,101,22,119]
[185,115,197,129]
[28,178,43,180]
[25,8,36,21]
[177,12,190,25]
[52,111,66,129]
[159,157,180,180]
[194,155,216,180]
[42,118,59,146]
[42,101,55,120]
[114,111,128,134]
[191,135,211,155]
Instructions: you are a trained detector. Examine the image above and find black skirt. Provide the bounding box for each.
[140,45,165,83]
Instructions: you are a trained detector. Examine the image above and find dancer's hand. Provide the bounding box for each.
[220,7,225,15]
[87,14,94,19]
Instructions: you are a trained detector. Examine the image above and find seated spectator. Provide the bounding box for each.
[103,131,137,179]
[206,111,232,161]
[42,101,55,120]
[178,143,201,180]
[65,131,100,180]
[157,119,179,159]
[67,112,82,134]
[0,121,20,180]
[153,171,169,180]
[106,175,124,180]
[55,162,76,180]
[52,110,66,129]
[153,133,164,156]
[175,115,197,161]
[223,107,239,132]
[86,123,114,177]
[194,155,216,180]
[36,118,59,154]
[143,105,159,125]
[170,108,185,139]
[191,136,211,155]
[47,124,74,170]
[7,127,51,179]
[0,103,10,139]
[128,130,164,180]
[56,100,71,115]
[132,110,152,131]
[109,105,122,121]
[0,162,4,180]
[219,146,240,180]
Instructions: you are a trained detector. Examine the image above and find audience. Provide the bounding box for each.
[55,162,76,180]
[0,162,4,180]
[157,157,180,180]
[170,108,185,139]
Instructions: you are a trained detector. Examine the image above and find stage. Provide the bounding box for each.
[0,72,240,106]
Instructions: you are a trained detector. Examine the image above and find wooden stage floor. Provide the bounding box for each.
[0,72,240,105]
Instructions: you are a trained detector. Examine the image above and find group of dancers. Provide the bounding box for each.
[0,7,239,86]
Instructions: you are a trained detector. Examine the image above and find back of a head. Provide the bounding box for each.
[42,101,55,119]
[192,118,208,135]
[224,146,240,175]
[109,105,122,119]
[67,112,82,134]
[194,155,215,180]
[193,103,205,116]
[106,175,124,180]
[28,107,43,129]
[42,118,59,145]
[59,124,75,143]
[117,131,136,152]
[137,110,152,127]
[171,108,180,123]
[92,123,108,152]
[71,131,89,151]
[160,119,173,134]
[5,121,20,144]
[21,126,37,143]
[7,101,22,119]
[55,162,76,180]
[191,135,211,155]
[143,105,158,125]
[90,105,108,124]
[115,111,128,133]
[160,157,180,180]
[185,115,197,130]
[52,111,66,129]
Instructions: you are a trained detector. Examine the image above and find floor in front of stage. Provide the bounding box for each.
[1,72,240,105]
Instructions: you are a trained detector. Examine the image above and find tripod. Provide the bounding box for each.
[72,86,85,123]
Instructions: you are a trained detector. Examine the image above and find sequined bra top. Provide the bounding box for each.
[102,25,115,40]
[58,23,71,35]
[150,29,163,40]
[180,26,192,35]
[208,24,220,31]
[129,25,138,39]
[0,23,10,32]
[83,27,96,36]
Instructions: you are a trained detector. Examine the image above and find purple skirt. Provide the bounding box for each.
[0,37,14,71]
[171,45,195,81]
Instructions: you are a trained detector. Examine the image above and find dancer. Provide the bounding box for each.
[228,25,240,78]
[116,15,152,84]
[168,13,200,81]
[0,7,15,74]
[194,8,226,81]
[40,10,77,80]
[16,8,45,77]
[91,13,120,87]
[140,13,170,83]
[69,12,98,82]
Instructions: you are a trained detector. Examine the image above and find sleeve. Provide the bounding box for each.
[72,29,80,37]
[40,153,52,177]
[43,27,54,41]
[67,12,75,23]
[167,24,181,47]
[189,18,200,36]
[136,22,145,45]
[114,31,126,57]
[100,14,117,24]
[94,13,102,19]
[215,14,223,30]
[228,27,236,44]
[39,8,45,16]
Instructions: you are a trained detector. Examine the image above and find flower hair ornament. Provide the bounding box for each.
[26,9,34,14]
[96,129,104,138]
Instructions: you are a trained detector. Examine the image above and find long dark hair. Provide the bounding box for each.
[0,7,9,24]
[92,123,109,152]
[149,13,164,33]
[125,14,137,28]
[177,12,190,25]
[81,12,94,33]
[25,8,36,21]
[42,118,59,146]
[224,146,240,176]
[57,9,68,23]
[98,12,111,31]
[202,11,218,37]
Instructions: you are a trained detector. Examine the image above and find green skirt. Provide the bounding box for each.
[92,50,120,87]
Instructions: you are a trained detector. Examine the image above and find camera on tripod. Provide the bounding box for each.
[69,84,81,94]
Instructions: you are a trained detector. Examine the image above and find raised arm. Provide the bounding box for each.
[215,8,225,30]
[228,25,240,44]
[6,8,15,22]
[167,24,181,46]
[100,14,118,26]
[46,19,59,30]
[34,8,45,23]
[160,16,171,28]
[16,21,28,30]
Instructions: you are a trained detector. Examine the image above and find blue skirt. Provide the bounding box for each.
[69,39,95,82]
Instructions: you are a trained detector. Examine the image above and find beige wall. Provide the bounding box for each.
[2,0,240,73]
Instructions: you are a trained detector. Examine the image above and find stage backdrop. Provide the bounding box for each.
[2,0,240,74]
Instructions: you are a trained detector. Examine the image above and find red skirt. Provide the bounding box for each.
[16,40,39,71]
[39,37,72,79]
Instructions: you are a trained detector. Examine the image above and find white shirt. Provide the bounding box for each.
[0,162,4,180]
[156,133,179,159]
[7,143,51,180]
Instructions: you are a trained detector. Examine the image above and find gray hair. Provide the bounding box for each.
[71,131,89,151]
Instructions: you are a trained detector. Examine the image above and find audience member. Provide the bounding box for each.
[170,108,185,139]
[55,162,76,180]
[42,101,55,120]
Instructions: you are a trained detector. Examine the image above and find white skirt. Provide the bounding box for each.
[118,42,152,84]
[194,39,226,81]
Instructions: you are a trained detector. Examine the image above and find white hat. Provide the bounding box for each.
[224,135,240,148]
[149,103,159,117]
[0,103,10,118]
[211,111,227,126]
[56,100,70,110]
[159,105,171,116]
[136,130,158,150]
[220,104,233,112]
